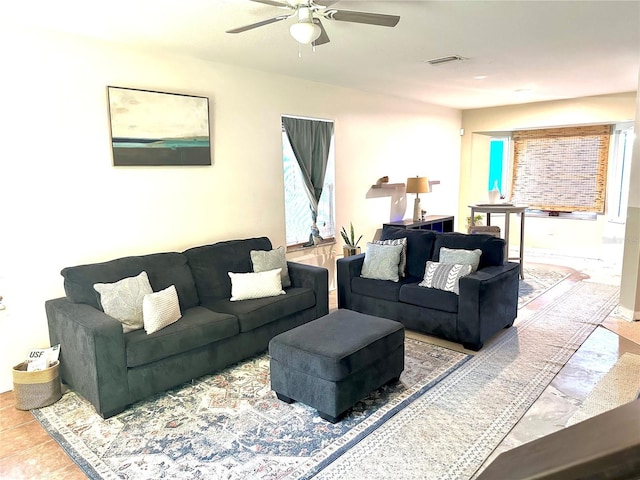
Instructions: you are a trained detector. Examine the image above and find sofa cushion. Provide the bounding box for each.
[206,287,315,333]
[399,282,460,313]
[433,233,505,268]
[93,271,153,333]
[62,252,200,311]
[251,246,291,287]
[184,237,273,304]
[361,242,403,282]
[381,225,436,279]
[352,275,419,302]
[125,306,238,368]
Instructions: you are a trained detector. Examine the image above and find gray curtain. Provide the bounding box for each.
[283,117,334,246]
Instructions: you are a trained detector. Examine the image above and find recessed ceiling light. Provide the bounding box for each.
[473,75,488,80]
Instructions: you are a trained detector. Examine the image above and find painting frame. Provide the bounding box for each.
[107,86,211,166]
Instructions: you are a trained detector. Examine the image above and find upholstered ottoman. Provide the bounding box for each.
[269,309,405,423]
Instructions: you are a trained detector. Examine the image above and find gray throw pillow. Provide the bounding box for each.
[439,247,483,272]
[375,237,407,277]
[361,242,403,282]
[251,246,291,287]
[94,271,153,332]
[419,261,472,295]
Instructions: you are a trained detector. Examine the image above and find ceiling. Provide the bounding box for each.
[11,0,640,109]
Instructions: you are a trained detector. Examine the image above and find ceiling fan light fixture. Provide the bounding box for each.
[227,2,400,47]
[289,21,321,44]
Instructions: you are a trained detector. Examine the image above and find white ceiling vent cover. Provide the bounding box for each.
[426,55,467,65]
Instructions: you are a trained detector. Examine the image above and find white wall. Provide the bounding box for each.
[460,93,637,256]
[619,75,640,320]
[0,25,461,391]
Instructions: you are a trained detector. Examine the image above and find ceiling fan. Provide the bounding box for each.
[226,0,400,46]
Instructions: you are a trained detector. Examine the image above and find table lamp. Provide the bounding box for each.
[406,176,430,221]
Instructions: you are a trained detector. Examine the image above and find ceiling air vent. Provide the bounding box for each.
[426,55,467,65]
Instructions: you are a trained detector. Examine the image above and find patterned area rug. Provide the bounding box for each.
[518,264,570,308]
[33,338,468,479]
[313,281,619,480]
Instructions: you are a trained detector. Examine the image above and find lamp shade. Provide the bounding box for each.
[289,21,321,44]
[406,176,430,194]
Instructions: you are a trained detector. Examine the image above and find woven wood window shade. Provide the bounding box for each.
[511,125,611,213]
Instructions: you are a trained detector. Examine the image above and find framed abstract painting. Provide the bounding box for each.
[107,86,211,166]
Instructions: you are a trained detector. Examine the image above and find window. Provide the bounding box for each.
[488,137,510,197]
[510,125,611,213]
[608,122,634,223]
[282,116,335,248]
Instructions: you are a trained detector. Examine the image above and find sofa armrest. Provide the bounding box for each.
[457,262,520,350]
[45,297,129,418]
[287,262,329,318]
[336,253,365,309]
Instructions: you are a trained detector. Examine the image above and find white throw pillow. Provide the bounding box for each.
[360,242,403,282]
[439,247,483,272]
[228,268,285,301]
[251,246,291,287]
[143,285,182,334]
[419,261,473,295]
[94,271,153,333]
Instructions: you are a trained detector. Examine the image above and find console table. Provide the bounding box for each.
[384,215,454,233]
[469,204,527,279]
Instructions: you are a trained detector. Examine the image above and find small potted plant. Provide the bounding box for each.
[466,214,484,232]
[340,222,362,257]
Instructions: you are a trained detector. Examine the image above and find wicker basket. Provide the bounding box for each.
[12,360,62,410]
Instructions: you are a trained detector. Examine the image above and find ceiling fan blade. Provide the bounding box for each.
[226,15,290,34]
[312,18,330,46]
[249,0,291,7]
[323,9,400,27]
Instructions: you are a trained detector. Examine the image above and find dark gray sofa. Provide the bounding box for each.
[45,237,328,418]
[337,225,519,351]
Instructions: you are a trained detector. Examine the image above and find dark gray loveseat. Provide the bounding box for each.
[337,226,519,351]
[45,237,328,418]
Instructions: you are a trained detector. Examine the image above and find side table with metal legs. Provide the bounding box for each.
[469,204,528,279]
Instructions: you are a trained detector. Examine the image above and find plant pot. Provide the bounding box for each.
[343,246,361,257]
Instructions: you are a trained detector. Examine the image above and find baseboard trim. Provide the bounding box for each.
[616,304,640,321]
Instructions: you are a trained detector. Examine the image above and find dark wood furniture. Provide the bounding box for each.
[384,215,454,233]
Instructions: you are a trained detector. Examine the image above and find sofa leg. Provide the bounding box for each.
[100,407,127,419]
[275,392,294,404]
[463,342,483,352]
[318,410,342,424]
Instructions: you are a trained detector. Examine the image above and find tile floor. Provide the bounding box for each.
[478,247,640,473]
[1,249,639,479]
